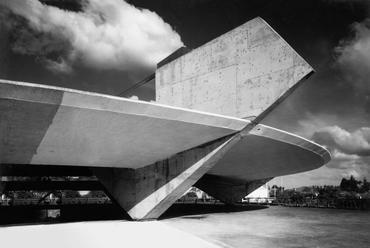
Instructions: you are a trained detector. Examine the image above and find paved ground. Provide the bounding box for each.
[0,220,219,248]
[163,206,370,248]
[0,205,369,248]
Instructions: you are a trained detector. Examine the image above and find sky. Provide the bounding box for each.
[0,0,369,188]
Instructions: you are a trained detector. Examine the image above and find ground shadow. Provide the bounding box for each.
[159,203,269,220]
[0,204,128,226]
[0,203,268,226]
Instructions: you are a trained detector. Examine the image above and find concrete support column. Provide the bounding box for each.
[195,174,271,204]
[94,133,241,220]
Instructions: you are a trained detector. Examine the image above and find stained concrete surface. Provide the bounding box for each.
[0,79,247,168]
[156,17,313,119]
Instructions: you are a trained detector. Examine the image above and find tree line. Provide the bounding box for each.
[339,175,370,193]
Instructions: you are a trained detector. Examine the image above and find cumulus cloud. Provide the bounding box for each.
[296,112,338,138]
[297,113,370,156]
[325,153,370,180]
[0,0,183,73]
[331,149,361,161]
[335,19,370,92]
[327,149,363,172]
[296,113,370,180]
[312,126,370,156]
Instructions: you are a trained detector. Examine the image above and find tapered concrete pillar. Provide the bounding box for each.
[94,133,242,220]
[195,174,271,204]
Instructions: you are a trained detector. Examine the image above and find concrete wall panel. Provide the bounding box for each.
[156,17,313,119]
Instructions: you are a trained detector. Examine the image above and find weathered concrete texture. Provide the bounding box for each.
[0,79,248,168]
[155,17,313,119]
[94,134,242,220]
[195,175,271,204]
[0,83,63,165]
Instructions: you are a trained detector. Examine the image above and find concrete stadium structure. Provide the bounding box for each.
[0,17,330,220]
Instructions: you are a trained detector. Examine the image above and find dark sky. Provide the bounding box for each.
[1,0,369,187]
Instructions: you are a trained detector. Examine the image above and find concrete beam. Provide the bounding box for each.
[94,133,242,220]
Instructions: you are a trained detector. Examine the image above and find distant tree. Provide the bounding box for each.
[340,178,348,191]
[360,178,370,193]
[350,175,360,192]
[340,175,360,192]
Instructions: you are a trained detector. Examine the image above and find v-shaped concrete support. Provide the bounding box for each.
[94,133,242,220]
[195,174,272,204]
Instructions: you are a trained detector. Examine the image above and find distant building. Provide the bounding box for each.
[247,184,269,198]
[243,184,273,204]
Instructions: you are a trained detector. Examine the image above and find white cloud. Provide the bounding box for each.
[313,126,370,156]
[0,0,183,73]
[296,112,338,138]
[295,114,370,182]
[331,149,361,161]
[335,19,370,92]
[298,113,370,156]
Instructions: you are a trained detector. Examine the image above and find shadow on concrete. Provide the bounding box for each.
[0,203,268,226]
[159,203,269,220]
[0,204,129,226]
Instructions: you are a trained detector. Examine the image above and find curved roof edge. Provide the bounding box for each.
[249,124,331,166]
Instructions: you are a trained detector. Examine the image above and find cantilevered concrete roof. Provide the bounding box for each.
[0,79,330,178]
[0,79,248,168]
[208,124,331,181]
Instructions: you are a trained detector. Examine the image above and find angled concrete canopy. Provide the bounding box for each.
[195,124,331,204]
[209,124,331,182]
[0,17,331,220]
[0,80,247,168]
